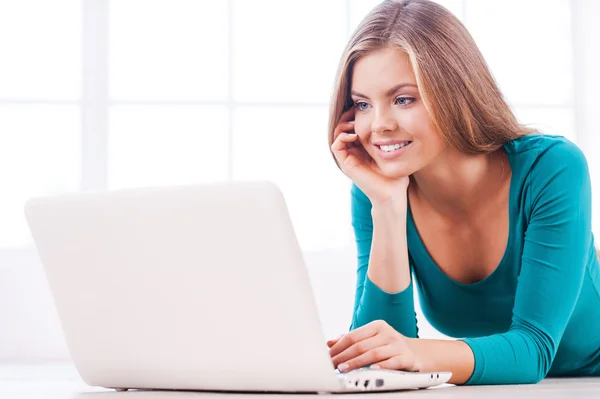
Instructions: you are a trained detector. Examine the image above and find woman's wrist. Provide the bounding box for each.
[371,197,408,219]
[406,338,428,372]
[405,338,475,385]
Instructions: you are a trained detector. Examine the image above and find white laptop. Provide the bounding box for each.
[24,180,451,393]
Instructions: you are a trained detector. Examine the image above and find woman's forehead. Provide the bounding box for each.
[351,48,417,94]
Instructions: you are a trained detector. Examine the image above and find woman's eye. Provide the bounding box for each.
[354,97,413,110]
[395,97,415,106]
[355,101,369,111]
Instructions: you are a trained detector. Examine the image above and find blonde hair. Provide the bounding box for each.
[328,0,534,160]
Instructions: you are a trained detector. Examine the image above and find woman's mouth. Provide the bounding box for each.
[374,141,412,160]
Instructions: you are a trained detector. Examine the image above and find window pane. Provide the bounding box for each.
[514,107,575,143]
[0,0,81,99]
[233,0,347,103]
[110,0,228,101]
[232,106,354,251]
[465,0,572,106]
[0,105,81,249]
[108,105,229,190]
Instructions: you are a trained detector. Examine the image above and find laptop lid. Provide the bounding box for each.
[25,181,341,392]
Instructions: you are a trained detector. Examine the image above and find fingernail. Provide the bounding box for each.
[349,121,355,124]
[370,365,380,369]
[338,363,349,372]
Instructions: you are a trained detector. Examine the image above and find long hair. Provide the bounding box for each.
[328,0,534,163]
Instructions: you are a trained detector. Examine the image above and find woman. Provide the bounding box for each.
[326,0,600,386]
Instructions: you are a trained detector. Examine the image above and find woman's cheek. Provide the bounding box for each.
[354,118,371,138]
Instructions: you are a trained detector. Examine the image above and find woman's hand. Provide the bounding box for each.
[327,320,421,373]
[331,108,410,206]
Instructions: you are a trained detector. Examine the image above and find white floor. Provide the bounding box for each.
[2,363,600,398]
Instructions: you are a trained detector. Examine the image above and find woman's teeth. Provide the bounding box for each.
[379,142,410,152]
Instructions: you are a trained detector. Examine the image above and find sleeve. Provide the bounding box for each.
[462,140,593,385]
[349,183,419,338]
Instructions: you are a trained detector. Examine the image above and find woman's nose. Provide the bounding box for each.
[371,108,398,134]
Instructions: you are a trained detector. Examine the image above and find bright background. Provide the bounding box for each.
[0,0,599,361]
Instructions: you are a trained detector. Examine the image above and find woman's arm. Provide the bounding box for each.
[410,141,592,385]
[350,184,418,337]
[406,338,474,385]
[369,194,411,293]
[456,141,593,385]
[334,140,593,385]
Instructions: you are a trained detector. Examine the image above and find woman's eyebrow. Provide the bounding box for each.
[351,83,418,99]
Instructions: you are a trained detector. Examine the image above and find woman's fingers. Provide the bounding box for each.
[331,131,358,149]
[328,321,382,358]
[339,107,356,124]
[369,354,420,372]
[331,108,360,173]
[331,334,388,369]
[337,345,397,373]
[326,334,344,348]
[331,132,359,166]
[332,122,356,142]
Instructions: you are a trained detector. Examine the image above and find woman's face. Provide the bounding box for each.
[350,47,446,178]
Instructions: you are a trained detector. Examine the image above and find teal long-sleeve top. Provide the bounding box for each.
[350,134,600,385]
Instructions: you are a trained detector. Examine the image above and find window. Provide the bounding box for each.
[0,0,81,249]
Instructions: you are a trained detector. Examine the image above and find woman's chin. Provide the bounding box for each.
[379,163,412,180]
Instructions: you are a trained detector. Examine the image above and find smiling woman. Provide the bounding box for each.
[328,1,535,160]
[327,0,600,387]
